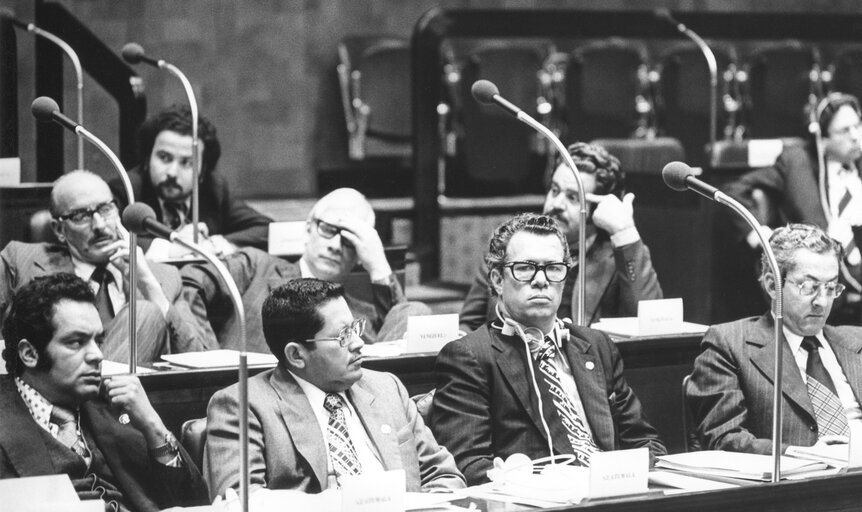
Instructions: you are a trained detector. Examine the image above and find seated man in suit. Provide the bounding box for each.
[0,170,217,363]
[183,187,428,352]
[0,273,207,511]
[111,104,273,254]
[204,278,465,498]
[459,142,663,331]
[688,223,862,454]
[431,213,666,485]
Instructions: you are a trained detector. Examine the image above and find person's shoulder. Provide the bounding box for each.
[776,141,815,166]
[707,315,764,336]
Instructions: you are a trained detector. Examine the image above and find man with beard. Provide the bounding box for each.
[459,142,663,331]
[0,171,216,363]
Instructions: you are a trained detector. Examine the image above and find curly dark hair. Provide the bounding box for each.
[553,142,625,198]
[138,104,222,177]
[2,273,96,375]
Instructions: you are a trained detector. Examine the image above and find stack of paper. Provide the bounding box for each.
[656,451,827,481]
[786,443,849,468]
[161,350,278,369]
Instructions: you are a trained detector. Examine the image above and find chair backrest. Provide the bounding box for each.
[411,388,435,423]
[681,374,701,452]
[181,417,208,471]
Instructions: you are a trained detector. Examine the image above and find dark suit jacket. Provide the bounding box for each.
[111,167,272,251]
[0,241,217,359]
[0,377,206,511]
[458,236,663,331]
[430,322,666,485]
[204,366,465,499]
[687,314,862,454]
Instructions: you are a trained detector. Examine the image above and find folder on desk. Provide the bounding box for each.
[656,451,828,481]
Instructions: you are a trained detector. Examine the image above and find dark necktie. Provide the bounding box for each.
[50,406,88,459]
[164,201,188,230]
[91,266,114,327]
[323,393,362,487]
[535,336,599,465]
[801,336,850,437]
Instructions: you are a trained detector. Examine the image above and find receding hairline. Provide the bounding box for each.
[308,188,374,224]
[50,170,110,215]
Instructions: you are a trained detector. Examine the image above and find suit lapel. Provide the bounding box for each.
[824,325,862,402]
[268,368,328,488]
[562,332,614,450]
[0,378,56,475]
[348,383,402,472]
[573,240,614,325]
[747,316,815,422]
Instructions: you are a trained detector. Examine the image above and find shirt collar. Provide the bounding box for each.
[70,254,122,286]
[782,327,826,355]
[289,370,349,411]
[298,257,315,279]
[15,376,62,432]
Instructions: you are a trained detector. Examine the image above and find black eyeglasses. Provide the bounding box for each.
[303,317,366,347]
[54,200,118,225]
[503,261,570,283]
[313,219,354,249]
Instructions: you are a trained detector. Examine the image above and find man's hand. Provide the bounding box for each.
[106,222,171,316]
[324,215,392,281]
[586,192,636,235]
[101,374,164,436]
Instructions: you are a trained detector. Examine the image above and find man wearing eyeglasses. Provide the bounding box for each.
[0,170,217,363]
[430,213,665,485]
[687,223,862,454]
[204,278,464,498]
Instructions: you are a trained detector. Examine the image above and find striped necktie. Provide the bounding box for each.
[50,406,89,459]
[801,336,849,437]
[323,393,362,487]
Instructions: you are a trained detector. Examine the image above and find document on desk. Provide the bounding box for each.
[161,349,278,368]
[786,443,849,468]
[591,317,708,338]
[656,451,828,481]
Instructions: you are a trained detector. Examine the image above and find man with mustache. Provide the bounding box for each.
[430,213,666,485]
[204,278,464,497]
[0,273,207,511]
[0,170,217,363]
[459,142,663,331]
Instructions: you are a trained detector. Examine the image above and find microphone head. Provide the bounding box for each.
[122,202,157,234]
[654,8,673,22]
[31,96,60,122]
[471,80,499,105]
[121,42,146,64]
[662,161,694,192]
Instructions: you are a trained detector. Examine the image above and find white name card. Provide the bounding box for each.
[268,221,306,256]
[847,412,862,471]
[637,298,684,336]
[588,447,648,499]
[747,139,784,168]
[0,157,21,186]
[0,474,101,512]
[405,314,459,354]
[341,469,405,512]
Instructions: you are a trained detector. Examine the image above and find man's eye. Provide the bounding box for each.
[158,153,172,163]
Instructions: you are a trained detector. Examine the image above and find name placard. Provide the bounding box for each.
[406,314,459,354]
[341,469,405,512]
[638,298,683,336]
[588,447,648,499]
[847,413,862,471]
[0,157,21,186]
[268,221,307,257]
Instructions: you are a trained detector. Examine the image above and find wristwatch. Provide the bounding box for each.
[149,431,179,459]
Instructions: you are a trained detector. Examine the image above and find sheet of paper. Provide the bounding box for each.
[591,317,708,338]
[161,349,277,368]
[101,359,154,375]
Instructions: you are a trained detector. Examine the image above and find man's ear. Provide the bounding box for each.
[762,272,777,301]
[284,342,306,369]
[50,218,66,244]
[490,267,504,296]
[17,339,39,369]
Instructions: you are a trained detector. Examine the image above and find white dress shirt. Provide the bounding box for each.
[71,256,125,315]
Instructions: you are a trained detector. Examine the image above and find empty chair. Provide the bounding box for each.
[564,38,654,143]
[337,35,411,160]
[655,42,737,166]
[444,40,553,197]
[740,41,821,139]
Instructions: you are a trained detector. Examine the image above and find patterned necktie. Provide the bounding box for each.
[801,336,850,437]
[50,406,88,459]
[91,265,114,327]
[535,336,599,465]
[323,393,362,486]
[164,201,188,230]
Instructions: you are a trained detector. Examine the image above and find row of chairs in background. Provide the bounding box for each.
[337,35,862,196]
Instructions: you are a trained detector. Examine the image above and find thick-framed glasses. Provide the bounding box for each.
[54,200,118,225]
[503,261,570,283]
[303,317,366,347]
[789,279,845,299]
[313,218,354,249]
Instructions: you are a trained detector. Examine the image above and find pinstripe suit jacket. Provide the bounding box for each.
[429,322,666,485]
[687,314,862,454]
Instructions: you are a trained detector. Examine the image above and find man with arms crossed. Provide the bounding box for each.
[688,223,862,453]
[431,213,665,485]
[204,278,464,498]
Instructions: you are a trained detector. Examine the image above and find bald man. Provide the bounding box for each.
[183,188,428,352]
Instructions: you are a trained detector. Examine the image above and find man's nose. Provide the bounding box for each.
[531,269,549,288]
[86,339,104,364]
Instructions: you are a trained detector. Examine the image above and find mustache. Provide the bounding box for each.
[157,177,180,188]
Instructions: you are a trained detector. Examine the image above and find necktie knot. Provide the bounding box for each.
[324,393,344,413]
[164,201,188,230]
[537,336,557,361]
[90,265,112,286]
[801,336,823,353]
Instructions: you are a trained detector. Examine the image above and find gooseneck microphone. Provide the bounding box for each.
[471,79,588,327]
[662,160,785,481]
[3,9,86,168]
[123,202,250,512]
[121,42,202,245]
[32,96,140,375]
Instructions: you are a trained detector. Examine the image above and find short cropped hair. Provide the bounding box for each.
[760,223,843,284]
[2,273,96,375]
[554,142,625,198]
[138,104,222,176]
[261,278,345,365]
[814,92,862,136]
[485,213,570,297]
